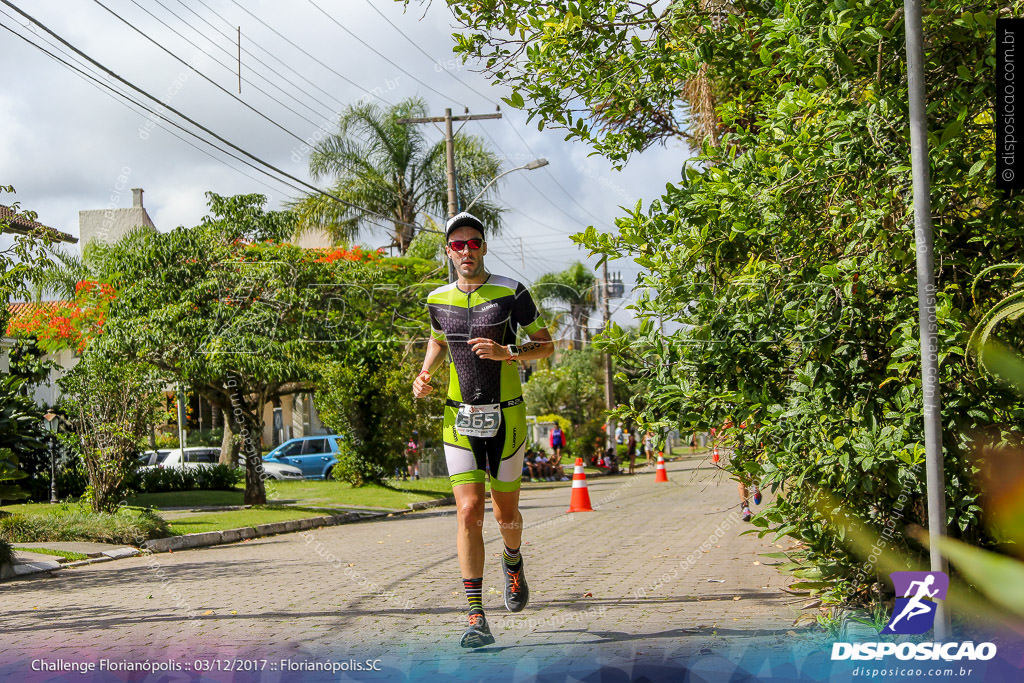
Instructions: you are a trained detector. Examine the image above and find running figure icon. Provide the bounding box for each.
[887,575,938,630]
[881,571,949,635]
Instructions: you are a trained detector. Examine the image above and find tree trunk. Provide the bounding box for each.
[218,406,236,467]
[226,375,267,505]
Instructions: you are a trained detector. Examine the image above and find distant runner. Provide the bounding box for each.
[412,212,553,648]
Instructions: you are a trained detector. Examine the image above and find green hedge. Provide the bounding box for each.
[127,464,242,494]
[0,503,171,544]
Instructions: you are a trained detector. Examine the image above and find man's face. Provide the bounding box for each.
[446,226,486,279]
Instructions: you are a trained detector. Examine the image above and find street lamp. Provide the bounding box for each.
[43,409,58,504]
[462,158,549,214]
[601,264,624,456]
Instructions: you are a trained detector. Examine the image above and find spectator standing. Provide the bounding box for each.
[643,431,655,467]
[549,424,565,463]
[626,429,638,475]
[404,432,420,480]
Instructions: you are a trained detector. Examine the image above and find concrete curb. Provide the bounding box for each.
[1,495,459,577]
[407,496,455,511]
[142,511,381,554]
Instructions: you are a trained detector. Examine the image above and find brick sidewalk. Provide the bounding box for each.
[0,456,816,679]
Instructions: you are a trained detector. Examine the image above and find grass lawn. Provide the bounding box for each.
[117,476,455,512]
[1,477,455,543]
[0,503,59,516]
[12,546,89,562]
[168,507,349,535]
[126,490,246,508]
[263,477,453,509]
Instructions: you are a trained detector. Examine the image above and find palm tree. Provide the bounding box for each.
[534,262,598,351]
[292,97,504,254]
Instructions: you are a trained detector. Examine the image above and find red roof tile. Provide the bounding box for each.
[5,301,67,334]
[0,205,77,243]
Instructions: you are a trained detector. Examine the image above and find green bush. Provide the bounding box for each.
[317,343,442,487]
[331,440,388,488]
[0,538,12,568]
[569,416,606,461]
[193,464,241,490]
[545,0,1021,608]
[21,433,89,503]
[0,503,171,544]
[0,375,46,504]
[154,429,224,449]
[127,465,241,494]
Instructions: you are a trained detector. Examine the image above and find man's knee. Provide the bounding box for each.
[492,501,521,528]
[457,498,485,528]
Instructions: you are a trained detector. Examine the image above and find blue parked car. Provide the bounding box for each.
[264,435,342,480]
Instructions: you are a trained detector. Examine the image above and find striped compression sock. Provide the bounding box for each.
[502,545,522,571]
[463,577,483,614]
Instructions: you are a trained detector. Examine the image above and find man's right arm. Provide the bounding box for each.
[413,337,447,397]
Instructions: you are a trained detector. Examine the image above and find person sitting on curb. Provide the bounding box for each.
[524,449,550,482]
[546,450,569,481]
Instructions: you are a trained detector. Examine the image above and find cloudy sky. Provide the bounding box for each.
[0,0,689,324]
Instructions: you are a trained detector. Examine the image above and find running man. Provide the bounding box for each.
[412,212,553,648]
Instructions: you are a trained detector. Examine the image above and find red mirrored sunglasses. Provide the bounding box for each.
[447,238,483,251]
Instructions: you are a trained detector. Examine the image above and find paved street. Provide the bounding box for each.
[0,454,824,681]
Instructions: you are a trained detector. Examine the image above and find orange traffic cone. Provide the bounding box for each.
[712,444,720,464]
[566,457,594,513]
[655,453,669,482]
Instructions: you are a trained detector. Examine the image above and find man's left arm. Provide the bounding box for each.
[468,281,553,361]
[510,281,553,361]
[513,327,553,362]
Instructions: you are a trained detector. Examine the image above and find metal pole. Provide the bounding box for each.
[237,26,241,94]
[49,434,58,504]
[44,410,58,503]
[177,385,188,453]
[602,261,615,455]
[444,108,457,282]
[903,0,949,640]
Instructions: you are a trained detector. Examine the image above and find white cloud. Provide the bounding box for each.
[0,0,692,314]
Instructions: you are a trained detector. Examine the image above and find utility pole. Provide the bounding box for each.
[904,0,949,640]
[601,261,615,454]
[397,108,502,282]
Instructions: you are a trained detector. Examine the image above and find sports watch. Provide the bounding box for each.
[506,344,521,363]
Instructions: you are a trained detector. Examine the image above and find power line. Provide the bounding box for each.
[225,0,391,105]
[0,0,415,233]
[357,0,608,232]
[0,12,294,201]
[476,126,591,228]
[305,0,471,109]
[184,0,346,110]
[359,0,497,104]
[501,117,608,225]
[156,0,344,118]
[121,0,329,127]
[91,0,316,144]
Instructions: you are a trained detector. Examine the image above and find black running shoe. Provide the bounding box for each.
[502,557,530,612]
[460,611,495,648]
